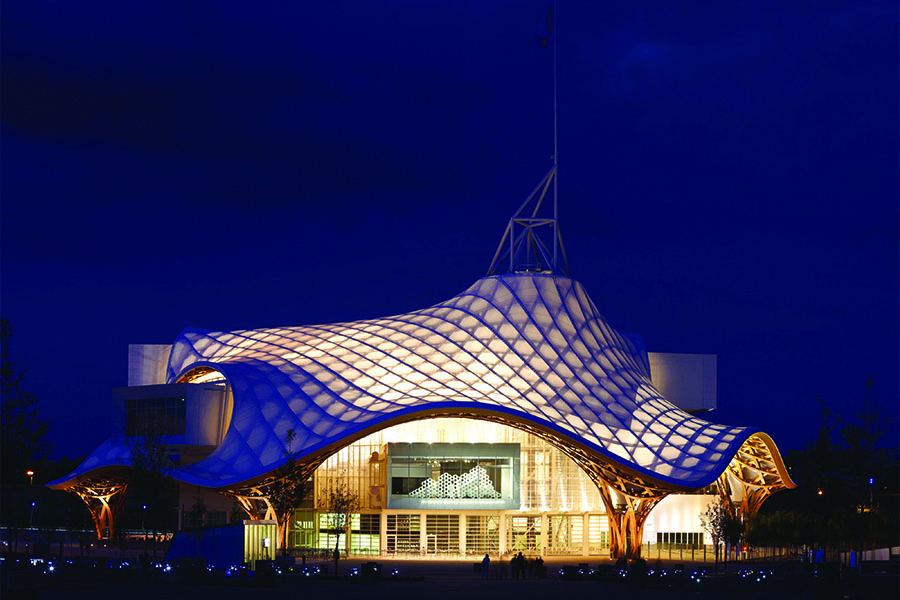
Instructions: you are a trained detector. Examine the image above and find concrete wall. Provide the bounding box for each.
[648,352,717,413]
[642,494,717,543]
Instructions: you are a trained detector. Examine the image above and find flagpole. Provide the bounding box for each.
[552,0,559,272]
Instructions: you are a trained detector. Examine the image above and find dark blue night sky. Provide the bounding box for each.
[2,1,897,460]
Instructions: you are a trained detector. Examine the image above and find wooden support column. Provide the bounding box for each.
[597,484,664,559]
[739,483,771,517]
[73,482,129,540]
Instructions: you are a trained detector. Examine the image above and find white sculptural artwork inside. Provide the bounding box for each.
[408,465,502,499]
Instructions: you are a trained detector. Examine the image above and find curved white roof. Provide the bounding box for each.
[150,273,764,489]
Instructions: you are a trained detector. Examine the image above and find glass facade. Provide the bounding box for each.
[243,521,277,567]
[284,432,716,558]
[290,418,609,557]
[314,418,604,512]
[289,418,614,557]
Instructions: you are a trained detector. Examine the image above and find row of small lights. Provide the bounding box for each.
[557,565,776,584]
[349,565,401,578]
[18,558,404,580]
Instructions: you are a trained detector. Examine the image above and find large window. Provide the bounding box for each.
[351,514,381,555]
[386,514,420,554]
[290,509,317,549]
[588,514,610,554]
[387,443,520,510]
[546,514,583,555]
[126,397,186,436]
[465,515,499,555]
[317,513,344,552]
[425,514,459,554]
[507,516,542,553]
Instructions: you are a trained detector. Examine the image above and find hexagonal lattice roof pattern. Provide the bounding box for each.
[151,273,773,490]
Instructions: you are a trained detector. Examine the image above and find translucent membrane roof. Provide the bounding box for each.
[133,273,786,491]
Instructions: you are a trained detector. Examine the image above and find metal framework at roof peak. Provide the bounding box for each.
[488,165,570,277]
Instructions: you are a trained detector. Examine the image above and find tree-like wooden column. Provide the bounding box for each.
[596,485,662,559]
[547,437,676,560]
[228,493,269,520]
[72,480,129,540]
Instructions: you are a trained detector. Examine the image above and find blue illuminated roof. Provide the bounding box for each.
[167,274,785,489]
[53,273,793,494]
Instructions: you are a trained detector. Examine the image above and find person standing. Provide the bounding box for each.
[481,553,490,580]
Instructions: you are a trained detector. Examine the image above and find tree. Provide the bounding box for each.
[840,375,892,498]
[723,507,744,566]
[700,497,735,574]
[747,379,898,557]
[318,481,359,578]
[184,494,209,558]
[0,318,53,477]
[123,415,176,560]
[229,498,245,525]
[0,318,53,551]
[267,429,313,563]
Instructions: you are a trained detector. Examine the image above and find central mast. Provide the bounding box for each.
[552,0,559,270]
[487,1,568,277]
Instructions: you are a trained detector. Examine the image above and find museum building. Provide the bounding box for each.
[49,171,794,559]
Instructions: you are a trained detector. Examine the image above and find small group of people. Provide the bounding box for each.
[480,552,545,580]
[510,551,528,579]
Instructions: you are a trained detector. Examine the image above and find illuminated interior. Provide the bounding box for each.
[178,366,226,385]
[315,418,604,513]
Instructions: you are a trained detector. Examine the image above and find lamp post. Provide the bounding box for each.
[143,505,148,556]
[25,472,35,551]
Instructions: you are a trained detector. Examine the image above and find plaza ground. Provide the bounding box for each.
[31,555,871,600]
